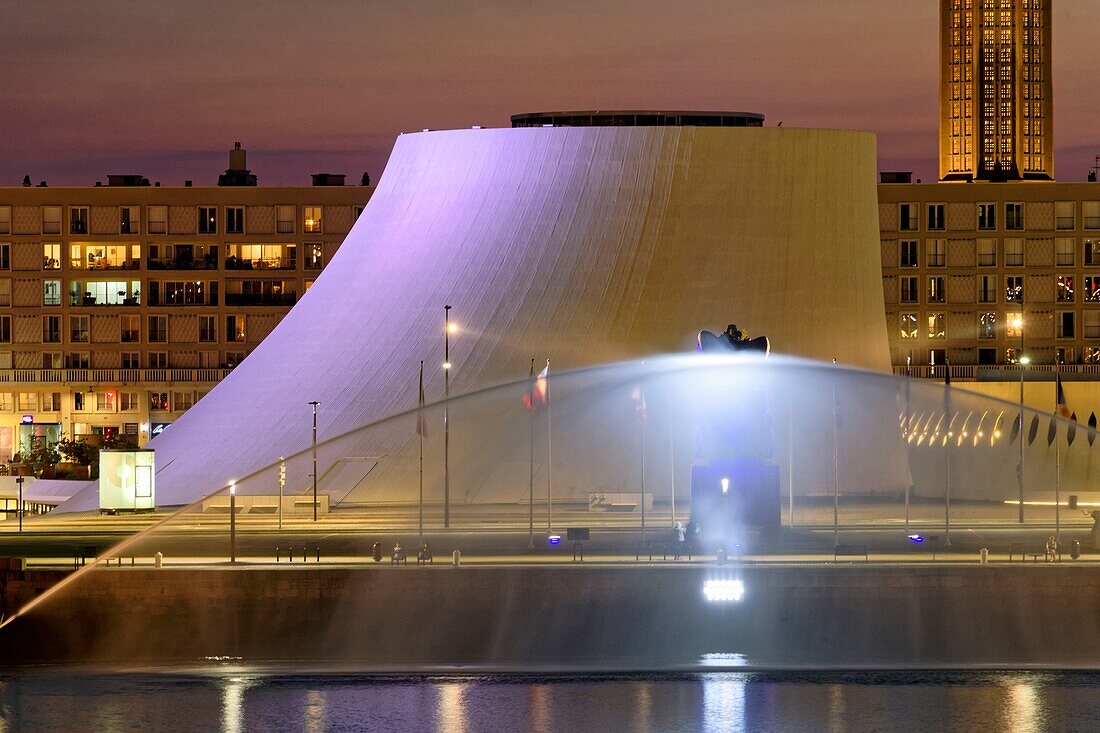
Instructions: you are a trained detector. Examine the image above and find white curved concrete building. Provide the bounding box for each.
[60,121,888,510]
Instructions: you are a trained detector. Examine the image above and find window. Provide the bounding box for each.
[977,238,996,266]
[1058,312,1076,339]
[69,315,89,343]
[42,316,60,343]
[73,392,85,411]
[69,280,140,306]
[900,240,918,267]
[1056,237,1075,266]
[899,203,918,232]
[43,243,60,269]
[71,243,130,269]
[148,315,168,343]
[978,348,998,366]
[1084,202,1100,230]
[225,351,246,368]
[148,205,167,234]
[1057,347,1076,366]
[42,206,61,235]
[148,351,168,369]
[1057,275,1075,302]
[1087,277,1100,302]
[276,205,295,234]
[1087,312,1100,340]
[150,280,213,306]
[18,393,37,412]
[927,239,946,267]
[41,352,62,369]
[0,206,9,235]
[305,242,323,269]
[199,206,217,234]
[927,204,945,231]
[303,206,322,234]
[1006,203,1024,230]
[120,352,139,369]
[1056,201,1075,230]
[96,391,116,412]
[66,352,89,369]
[120,315,139,343]
[1006,348,1022,365]
[0,393,12,411]
[354,205,365,220]
[226,315,246,342]
[120,392,139,411]
[899,313,918,340]
[174,392,194,411]
[150,392,170,411]
[1006,312,1023,338]
[0,316,9,343]
[226,207,244,234]
[1086,347,1100,364]
[978,203,997,230]
[979,312,997,339]
[927,276,945,303]
[977,275,997,303]
[1005,238,1024,266]
[900,276,919,303]
[0,278,9,306]
[69,206,89,235]
[1006,276,1023,302]
[0,243,8,270]
[927,313,945,339]
[43,280,61,306]
[1086,239,1100,267]
[199,315,217,342]
[120,206,139,235]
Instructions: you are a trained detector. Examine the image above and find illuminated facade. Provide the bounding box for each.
[0,149,371,458]
[940,0,1053,182]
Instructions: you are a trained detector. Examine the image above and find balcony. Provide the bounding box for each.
[896,364,1100,380]
[0,368,234,385]
[224,256,296,270]
[225,292,297,306]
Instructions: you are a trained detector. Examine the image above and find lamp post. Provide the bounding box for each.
[309,401,319,522]
[16,475,24,532]
[1013,311,1026,524]
[278,456,285,531]
[229,482,236,563]
[443,305,454,529]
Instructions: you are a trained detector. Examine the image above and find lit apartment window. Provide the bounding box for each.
[1058,312,1076,339]
[69,206,89,235]
[1086,347,1100,364]
[150,391,170,410]
[0,315,10,343]
[199,206,218,234]
[979,312,997,339]
[927,239,946,267]
[121,352,140,369]
[1084,202,1100,230]
[0,278,9,307]
[900,313,918,340]
[1005,238,1024,266]
[900,240,918,267]
[305,242,323,269]
[304,206,323,234]
[42,206,61,235]
[226,315,246,342]
[977,203,997,230]
[0,206,10,235]
[1086,239,1100,267]
[900,276,919,303]
[118,206,139,235]
[927,313,945,339]
[977,275,997,303]
[0,393,12,411]
[1006,203,1024,230]
[1057,275,1075,302]
[199,315,217,343]
[927,204,945,231]
[1056,237,1075,266]
[121,315,140,343]
[226,207,245,235]
[225,351,246,368]
[1056,201,1076,230]
[1057,347,1076,366]
[899,203,919,231]
[72,392,85,411]
[18,392,38,412]
[148,205,168,234]
[148,315,168,343]
[96,391,116,412]
[42,316,61,343]
[976,238,996,267]
[43,280,61,306]
[148,352,168,369]
[276,205,295,234]
[1006,276,1023,302]
[927,276,945,303]
[69,315,89,343]
[42,243,60,269]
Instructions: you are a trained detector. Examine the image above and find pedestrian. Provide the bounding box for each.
[1045,535,1057,563]
[675,521,686,559]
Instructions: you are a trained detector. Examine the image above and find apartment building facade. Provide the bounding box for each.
[0,176,372,457]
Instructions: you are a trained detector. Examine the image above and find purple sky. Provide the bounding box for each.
[2,0,1098,186]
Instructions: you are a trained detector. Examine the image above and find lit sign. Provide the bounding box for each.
[907,534,925,544]
[150,422,171,436]
[547,534,562,546]
[703,579,745,602]
[20,415,33,424]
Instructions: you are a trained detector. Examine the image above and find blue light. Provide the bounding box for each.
[547,535,561,546]
[908,534,924,544]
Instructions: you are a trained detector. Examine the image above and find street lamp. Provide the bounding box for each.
[16,475,24,532]
[229,482,236,563]
[443,305,454,528]
[1014,311,1026,524]
[309,401,320,522]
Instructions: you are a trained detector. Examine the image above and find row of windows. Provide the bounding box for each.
[0,390,206,414]
[0,205,361,237]
[893,238,1100,268]
[0,315,248,345]
[898,202,1036,231]
[0,242,325,272]
[897,310,1090,341]
[0,277,311,308]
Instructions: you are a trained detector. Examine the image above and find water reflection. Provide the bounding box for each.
[702,674,746,733]
[221,676,255,733]
[303,689,326,733]
[826,683,846,733]
[1003,678,1046,733]
[436,681,468,733]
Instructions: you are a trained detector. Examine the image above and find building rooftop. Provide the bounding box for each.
[510,110,765,128]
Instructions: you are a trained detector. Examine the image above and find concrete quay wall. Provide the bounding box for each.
[2,564,1099,668]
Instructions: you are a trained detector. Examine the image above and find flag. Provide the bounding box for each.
[523,360,549,412]
[632,385,647,423]
[416,361,428,438]
[1056,373,1072,419]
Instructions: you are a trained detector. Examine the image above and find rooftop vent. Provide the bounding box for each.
[311,173,346,187]
[879,172,913,184]
[107,174,151,187]
[218,141,257,186]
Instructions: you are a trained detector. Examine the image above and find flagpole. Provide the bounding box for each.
[1056,367,1062,551]
[546,360,553,536]
[640,388,646,548]
[418,360,425,549]
[905,356,912,534]
[944,362,952,548]
[787,396,794,529]
[669,421,676,529]
[832,359,839,549]
[528,358,535,549]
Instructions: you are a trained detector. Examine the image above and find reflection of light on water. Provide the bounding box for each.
[703,674,745,733]
[222,676,255,733]
[700,653,750,667]
[304,690,326,733]
[633,682,653,733]
[529,684,549,732]
[827,684,845,733]
[437,682,468,733]
[1003,682,1044,733]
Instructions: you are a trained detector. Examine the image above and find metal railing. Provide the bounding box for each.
[0,368,233,384]
[896,364,1100,380]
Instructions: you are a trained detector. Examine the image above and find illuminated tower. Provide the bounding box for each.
[940,0,1053,182]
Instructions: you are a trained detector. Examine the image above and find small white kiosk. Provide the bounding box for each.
[98,449,155,514]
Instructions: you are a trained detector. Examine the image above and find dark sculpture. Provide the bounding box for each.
[696,323,770,356]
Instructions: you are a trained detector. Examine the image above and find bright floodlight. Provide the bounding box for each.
[1012,317,1024,329]
[447,322,459,334]
[442,361,453,370]
[230,481,236,496]
[1020,355,1031,365]
[703,579,744,602]
[721,477,730,495]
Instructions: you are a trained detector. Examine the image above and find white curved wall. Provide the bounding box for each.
[60,126,887,510]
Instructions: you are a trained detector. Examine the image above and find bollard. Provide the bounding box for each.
[154,552,163,568]
[980,548,989,565]
[452,549,461,566]
[316,546,320,562]
[289,547,294,562]
[276,546,280,562]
